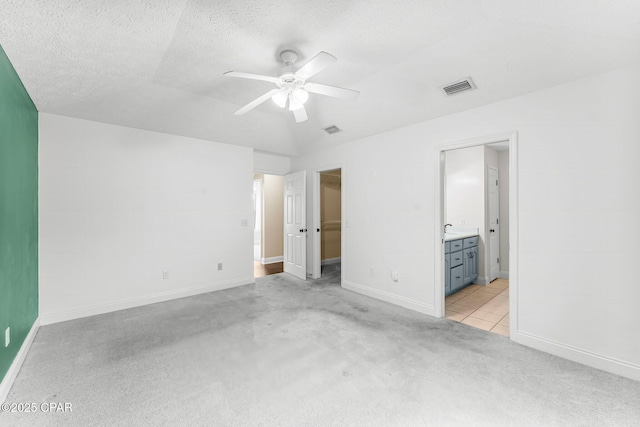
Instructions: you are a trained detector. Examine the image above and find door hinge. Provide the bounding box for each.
[496,179,498,186]
[496,218,499,225]
[497,257,500,263]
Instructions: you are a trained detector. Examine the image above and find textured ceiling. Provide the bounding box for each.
[1,0,640,156]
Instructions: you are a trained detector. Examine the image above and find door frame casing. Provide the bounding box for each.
[434,131,518,339]
[312,163,344,281]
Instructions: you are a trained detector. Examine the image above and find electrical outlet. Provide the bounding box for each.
[162,270,170,280]
[240,219,249,227]
[5,327,9,348]
[217,263,223,271]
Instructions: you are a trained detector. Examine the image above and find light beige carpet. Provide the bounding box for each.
[2,266,639,426]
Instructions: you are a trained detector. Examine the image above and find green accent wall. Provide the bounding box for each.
[0,43,38,383]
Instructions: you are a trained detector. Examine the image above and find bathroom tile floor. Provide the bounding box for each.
[445,279,509,336]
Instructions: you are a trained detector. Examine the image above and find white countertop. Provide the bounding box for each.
[444,232,478,241]
[444,226,479,241]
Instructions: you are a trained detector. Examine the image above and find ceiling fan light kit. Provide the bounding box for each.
[224,50,359,123]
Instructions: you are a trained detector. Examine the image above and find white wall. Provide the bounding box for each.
[254,152,291,175]
[292,63,640,380]
[445,146,484,229]
[39,114,255,323]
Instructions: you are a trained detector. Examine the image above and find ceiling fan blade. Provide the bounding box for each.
[294,51,337,80]
[234,88,285,115]
[224,71,280,84]
[304,82,359,100]
[292,105,308,123]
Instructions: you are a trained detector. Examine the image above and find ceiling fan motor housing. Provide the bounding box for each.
[280,50,298,66]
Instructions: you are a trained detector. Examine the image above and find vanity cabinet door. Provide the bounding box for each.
[470,246,478,282]
[463,247,479,285]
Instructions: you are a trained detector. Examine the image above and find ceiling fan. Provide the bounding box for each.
[224,50,359,123]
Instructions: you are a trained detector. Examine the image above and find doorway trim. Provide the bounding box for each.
[312,163,344,281]
[434,131,519,338]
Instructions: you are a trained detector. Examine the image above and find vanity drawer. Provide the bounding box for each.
[451,265,464,292]
[463,236,478,248]
[450,250,463,267]
[445,241,451,254]
[449,239,464,252]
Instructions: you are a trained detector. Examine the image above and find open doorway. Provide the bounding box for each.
[311,167,343,279]
[319,169,341,277]
[253,173,284,278]
[435,133,518,339]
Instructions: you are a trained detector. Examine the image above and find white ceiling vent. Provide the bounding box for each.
[323,125,342,135]
[441,77,476,96]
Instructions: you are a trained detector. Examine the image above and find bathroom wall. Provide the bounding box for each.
[445,146,487,281]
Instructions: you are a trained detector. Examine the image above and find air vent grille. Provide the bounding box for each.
[323,125,342,135]
[441,78,476,96]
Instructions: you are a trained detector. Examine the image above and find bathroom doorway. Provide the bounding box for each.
[436,134,517,337]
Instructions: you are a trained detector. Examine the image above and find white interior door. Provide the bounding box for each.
[284,171,307,280]
[488,166,500,282]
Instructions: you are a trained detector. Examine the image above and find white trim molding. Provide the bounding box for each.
[1,318,40,404]
[39,277,255,326]
[499,271,509,279]
[343,280,435,317]
[513,330,640,382]
[474,276,490,286]
[260,256,283,265]
[321,257,341,266]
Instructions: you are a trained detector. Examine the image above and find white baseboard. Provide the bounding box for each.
[260,256,283,265]
[475,276,489,285]
[39,277,255,326]
[1,318,40,404]
[499,271,509,279]
[512,330,640,382]
[342,280,435,317]
[321,257,341,266]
